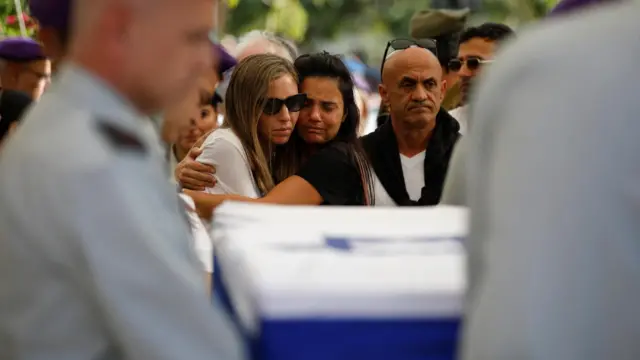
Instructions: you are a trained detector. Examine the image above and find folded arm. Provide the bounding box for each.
[185,175,323,220]
[186,142,364,218]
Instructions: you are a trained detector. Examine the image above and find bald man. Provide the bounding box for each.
[0,1,245,360]
[361,46,461,206]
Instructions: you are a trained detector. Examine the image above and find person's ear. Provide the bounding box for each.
[378,83,389,104]
[440,79,448,102]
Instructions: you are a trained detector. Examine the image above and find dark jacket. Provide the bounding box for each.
[361,109,460,206]
[0,89,33,141]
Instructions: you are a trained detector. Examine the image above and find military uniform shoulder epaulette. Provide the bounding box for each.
[96,120,146,153]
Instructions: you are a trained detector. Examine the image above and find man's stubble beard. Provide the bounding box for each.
[396,111,437,133]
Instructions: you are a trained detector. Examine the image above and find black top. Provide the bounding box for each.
[361,109,460,206]
[297,141,366,206]
[0,89,33,142]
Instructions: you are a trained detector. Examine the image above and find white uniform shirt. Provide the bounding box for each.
[197,127,260,198]
[461,3,640,359]
[179,193,214,273]
[373,152,425,207]
[449,105,468,135]
[440,136,469,206]
[167,145,180,184]
[0,64,245,360]
[166,146,214,272]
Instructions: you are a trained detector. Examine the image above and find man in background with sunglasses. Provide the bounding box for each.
[362,40,460,206]
[409,8,470,112]
[441,23,514,206]
[448,23,514,134]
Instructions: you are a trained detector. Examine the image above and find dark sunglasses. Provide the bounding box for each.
[380,38,438,75]
[262,93,307,116]
[448,57,494,72]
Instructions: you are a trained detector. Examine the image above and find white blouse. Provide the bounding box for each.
[196,127,260,198]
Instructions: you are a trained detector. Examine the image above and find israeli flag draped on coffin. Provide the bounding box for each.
[211,203,468,360]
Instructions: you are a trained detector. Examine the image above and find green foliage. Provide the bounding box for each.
[226,0,560,46]
[0,0,35,38]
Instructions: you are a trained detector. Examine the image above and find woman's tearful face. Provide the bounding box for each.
[297,77,345,144]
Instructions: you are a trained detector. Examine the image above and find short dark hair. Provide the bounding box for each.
[459,23,514,44]
[210,93,223,107]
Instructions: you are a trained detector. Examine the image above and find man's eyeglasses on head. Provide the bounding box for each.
[262,93,307,116]
[380,38,438,75]
[448,57,494,72]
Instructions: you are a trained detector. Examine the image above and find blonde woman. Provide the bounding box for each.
[196,54,306,197]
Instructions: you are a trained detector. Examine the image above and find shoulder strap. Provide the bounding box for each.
[96,120,146,153]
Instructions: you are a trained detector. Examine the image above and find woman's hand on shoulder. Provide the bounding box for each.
[176,147,217,191]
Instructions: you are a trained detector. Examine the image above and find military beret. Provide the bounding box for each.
[29,0,71,34]
[0,37,46,62]
[214,44,236,75]
[548,0,619,16]
[410,8,471,39]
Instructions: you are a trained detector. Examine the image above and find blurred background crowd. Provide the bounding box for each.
[0,0,635,359]
[0,0,566,138]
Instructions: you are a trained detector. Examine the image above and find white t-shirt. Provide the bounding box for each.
[400,151,425,200]
[373,151,425,206]
[178,193,214,273]
[196,127,260,198]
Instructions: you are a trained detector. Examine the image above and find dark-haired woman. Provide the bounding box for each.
[184,52,375,218]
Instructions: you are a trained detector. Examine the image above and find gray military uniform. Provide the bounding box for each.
[0,64,245,360]
[440,135,468,206]
[461,2,640,359]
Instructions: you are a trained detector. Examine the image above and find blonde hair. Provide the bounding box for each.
[224,54,298,194]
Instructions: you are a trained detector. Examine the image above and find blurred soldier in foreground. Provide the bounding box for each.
[29,0,72,71]
[461,1,640,359]
[0,1,245,360]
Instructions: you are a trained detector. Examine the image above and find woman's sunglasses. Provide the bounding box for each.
[380,38,438,75]
[262,93,307,116]
[448,57,494,72]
